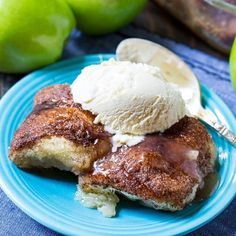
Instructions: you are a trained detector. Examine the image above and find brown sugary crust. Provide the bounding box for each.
[34,84,75,108]
[10,84,110,153]
[163,116,216,177]
[80,117,216,208]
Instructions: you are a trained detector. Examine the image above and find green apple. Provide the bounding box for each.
[0,0,75,73]
[230,38,236,91]
[66,0,146,35]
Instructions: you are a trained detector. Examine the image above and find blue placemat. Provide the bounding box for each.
[0,26,235,236]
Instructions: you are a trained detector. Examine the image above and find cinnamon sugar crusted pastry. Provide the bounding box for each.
[10,85,111,174]
[9,84,216,216]
[78,116,216,215]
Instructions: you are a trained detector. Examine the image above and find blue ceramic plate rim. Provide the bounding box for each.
[0,54,235,236]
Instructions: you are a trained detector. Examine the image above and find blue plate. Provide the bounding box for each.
[0,54,236,236]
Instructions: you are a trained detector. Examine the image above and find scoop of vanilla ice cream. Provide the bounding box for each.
[71,59,186,135]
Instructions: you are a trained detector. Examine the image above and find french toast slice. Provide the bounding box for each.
[10,85,111,174]
[78,117,216,215]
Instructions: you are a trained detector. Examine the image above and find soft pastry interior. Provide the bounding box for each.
[10,85,111,175]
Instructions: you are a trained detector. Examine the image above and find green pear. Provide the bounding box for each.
[0,0,75,73]
[67,0,146,35]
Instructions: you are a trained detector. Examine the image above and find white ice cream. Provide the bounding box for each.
[110,132,144,152]
[71,59,186,149]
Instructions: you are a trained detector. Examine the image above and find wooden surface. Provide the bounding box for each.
[0,74,22,99]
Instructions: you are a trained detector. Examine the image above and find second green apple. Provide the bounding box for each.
[0,0,75,73]
[67,0,147,35]
[230,38,236,91]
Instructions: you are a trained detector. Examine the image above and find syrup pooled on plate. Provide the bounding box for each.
[194,171,220,202]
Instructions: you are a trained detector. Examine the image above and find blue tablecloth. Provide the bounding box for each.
[0,26,235,236]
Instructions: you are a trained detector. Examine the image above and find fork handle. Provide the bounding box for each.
[210,121,236,146]
[197,108,236,147]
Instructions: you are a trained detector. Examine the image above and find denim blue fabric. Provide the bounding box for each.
[0,26,235,236]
